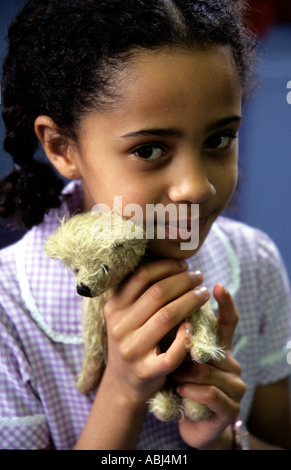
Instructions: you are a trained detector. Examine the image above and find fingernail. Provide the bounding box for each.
[189,270,202,276]
[184,322,193,337]
[189,270,203,281]
[194,270,202,276]
[195,286,210,300]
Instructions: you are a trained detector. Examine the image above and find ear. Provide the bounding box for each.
[34,115,81,180]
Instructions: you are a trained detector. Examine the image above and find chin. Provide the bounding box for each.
[148,239,199,260]
[147,226,212,259]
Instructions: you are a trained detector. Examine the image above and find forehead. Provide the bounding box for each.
[118,45,241,111]
[79,45,242,138]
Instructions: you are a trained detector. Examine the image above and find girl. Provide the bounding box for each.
[0,0,290,450]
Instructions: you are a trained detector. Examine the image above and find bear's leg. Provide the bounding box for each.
[187,303,225,364]
[77,297,107,394]
[148,388,183,422]
[182,398,212,421]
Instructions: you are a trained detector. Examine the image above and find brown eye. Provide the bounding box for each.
[134,145,164,160]
[205,133,236,150]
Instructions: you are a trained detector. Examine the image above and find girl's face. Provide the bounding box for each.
[70,46,242,259]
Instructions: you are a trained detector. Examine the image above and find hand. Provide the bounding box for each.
[102,259,211,406]
[171,284,246,450]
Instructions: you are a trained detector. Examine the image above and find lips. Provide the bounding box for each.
[162,217,207,241]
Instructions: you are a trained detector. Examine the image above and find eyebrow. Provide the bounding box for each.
[120,128,182,139]
[120,116,242,139]
[206,116,242,133]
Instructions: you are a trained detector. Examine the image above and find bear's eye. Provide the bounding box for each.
[102,264,110,273]
[74,268,80,274]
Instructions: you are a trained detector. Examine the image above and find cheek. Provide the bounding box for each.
[211,162,238,199]
[228,163,239,193]
[82,168,143,207]
[110,174,164,210]
[88,178,159,216]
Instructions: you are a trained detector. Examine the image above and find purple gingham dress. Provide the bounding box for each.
[0,181,290,449]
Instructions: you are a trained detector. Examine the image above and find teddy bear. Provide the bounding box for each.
[45,211,225,422]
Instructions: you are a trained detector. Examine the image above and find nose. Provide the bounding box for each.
[77,283,93,298]
[168,155,216,204]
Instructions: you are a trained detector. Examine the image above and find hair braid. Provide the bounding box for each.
[0,8,65,229]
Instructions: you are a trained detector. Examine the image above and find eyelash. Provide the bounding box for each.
[133,144,166,161]
[131,132,238,162]
[204,132,237,151]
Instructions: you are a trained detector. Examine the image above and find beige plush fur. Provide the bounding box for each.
[45,211,225,422]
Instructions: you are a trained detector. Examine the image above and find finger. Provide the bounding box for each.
[104,267,205,342]
[106,266,204,330]
[213,284,239,351]
[148,322,194,376]
[171,361,245,402]
[142,285,211,346]
[107,259,189,309]
[132,270,204,326]
[176,382,241,423]
[115,286,210,355]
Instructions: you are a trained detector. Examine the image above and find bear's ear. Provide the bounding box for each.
[112,239,136,249]
[44,238,64,260]
[112,239,146,259]
[45,245,72,267]
[112,240,125,248]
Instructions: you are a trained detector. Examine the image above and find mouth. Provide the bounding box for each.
[161,217,209,242]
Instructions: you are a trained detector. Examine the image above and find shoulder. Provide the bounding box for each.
[215,216,269,248]
[0,204,61,293]
[214,217,290,328]
[0,181,84,342]
[0,180,83,269]
[192,216,290,309]
[214,216,285,271]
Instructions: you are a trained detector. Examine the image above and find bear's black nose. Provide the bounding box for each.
[77,283,93,298]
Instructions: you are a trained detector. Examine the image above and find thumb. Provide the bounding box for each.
[213,283,239,350]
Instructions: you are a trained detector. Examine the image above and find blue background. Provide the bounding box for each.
[233,25,291,280]
[0,1,291,282]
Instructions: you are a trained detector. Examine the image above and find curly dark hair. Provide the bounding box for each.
[0,0,256,229]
